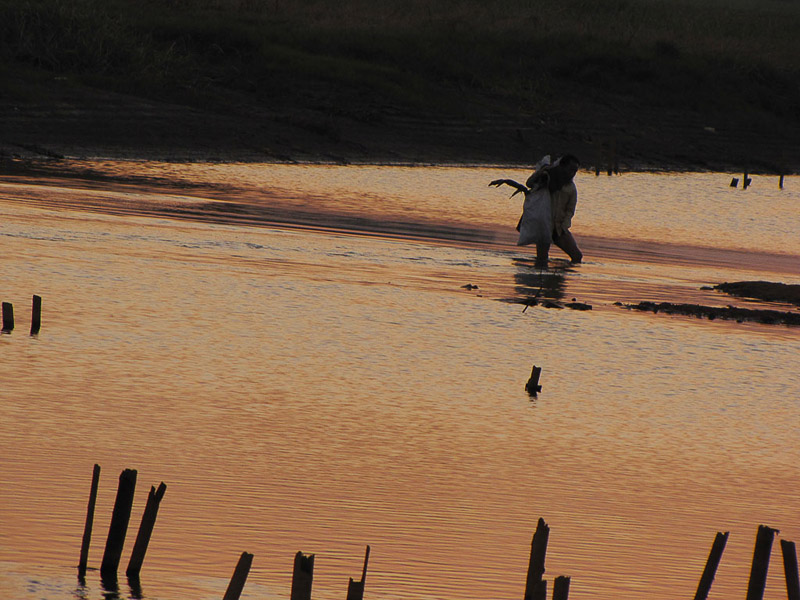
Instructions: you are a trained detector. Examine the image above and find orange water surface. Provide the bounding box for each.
[1,162,798,600]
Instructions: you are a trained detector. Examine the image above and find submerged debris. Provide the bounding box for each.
[619,301,800,326]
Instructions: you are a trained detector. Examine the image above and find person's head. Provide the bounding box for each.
[557,154,580,180]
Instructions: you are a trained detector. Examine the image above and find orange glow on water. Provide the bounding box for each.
[1,164,798,600]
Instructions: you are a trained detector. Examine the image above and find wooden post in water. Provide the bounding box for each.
[222,552,254,600]
[290,551,314,600]
[694,531,729,600]
[553,575,570,600]
[524,518,550,600]
[78,464,101,580]
[781,540,800,600]
[526,366,542,395]
[779,174,785,189]
[2,302,13,332]
[126,482,167,578]
[743,171,752,189]
[346,545,370,600]
[100,469,138,579]
[745,524,778,600]
[30,295,42,335]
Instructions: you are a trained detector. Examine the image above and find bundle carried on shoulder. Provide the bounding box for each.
[517,155,553,246]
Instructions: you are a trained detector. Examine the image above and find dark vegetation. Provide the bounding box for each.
[1,0,799,169]
[619,281,800,326]
[715,281,800,307]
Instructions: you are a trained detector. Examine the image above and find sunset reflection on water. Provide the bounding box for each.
[1,163,798,600]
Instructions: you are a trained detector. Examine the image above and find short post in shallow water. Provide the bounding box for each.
[291,551,314,600]
[222,552,254,600]
[745,524,778,600]
[126,482,167,578]
[526,366,542,395]
[346,545,371,600]
[781,540,800,600]
[553,575,570,600]
[524,518,550,600]
[78,464,101,580]
[779,174,785,189]
[694,531,729,600]
[31,294,42,335]
[101,469,138,580]
[2,302,13,332]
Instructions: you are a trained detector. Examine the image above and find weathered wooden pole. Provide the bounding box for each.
[30,295,42,335]
[2,302,13,332]
[553,575,570,600]
[222,551,254,600]
[779,174,785,189]
[290,551,314,600]
[126,482,167,578]
[346,545,370,600]
[78,464,101,580]
[694,531,729,600]
[745,524,778,600]
[100,469,138,579]
[526,366,542,395]
[743,171,752,189]
[524,518,550,600]
[781,540,800,600]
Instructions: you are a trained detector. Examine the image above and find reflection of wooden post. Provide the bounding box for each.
[101,469,138,578]
[553,575,570,600]
[126,482,167,578]
[346,545,370,600]
[223,552,254,600]
[694,531,729,600]
[525,518,550,600]
[291,552,314,600]
[2,302,13,332]
[746,525,778,600]
[78,464,101,580]
[30,295,42,335]
[781,540,800,600]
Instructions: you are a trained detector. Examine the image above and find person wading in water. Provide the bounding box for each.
[490,154,583,267]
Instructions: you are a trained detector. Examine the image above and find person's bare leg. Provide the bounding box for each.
[554,230,582,263]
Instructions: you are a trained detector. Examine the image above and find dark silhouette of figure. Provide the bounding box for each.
[490,154,583,267]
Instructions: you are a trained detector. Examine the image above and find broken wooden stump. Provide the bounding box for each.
[126,482,167,578]
[730,177,739,187]
[100,469,138,580]
[346,545,370,600]
[553,575,570,600]
[694,531,729,600]
[2,302,13,332]
[746,524,778,600]
[291,551,315,600]
[526,365,542,395]
[31,295,42,335]
[222,551,254,600]
[78,464,101,580]
[781,540,800,600]
[524,517,550,600]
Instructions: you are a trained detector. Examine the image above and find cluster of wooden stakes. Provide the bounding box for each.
[78,465,800,600]
[1,295,41,335]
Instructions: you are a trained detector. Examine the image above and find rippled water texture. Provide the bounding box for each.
[1,163,799,600]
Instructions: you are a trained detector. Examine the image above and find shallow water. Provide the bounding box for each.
[1,163,799,600]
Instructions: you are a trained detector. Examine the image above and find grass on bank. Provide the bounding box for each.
[1,0,799,122]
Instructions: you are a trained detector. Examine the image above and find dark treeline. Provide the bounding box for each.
[1,0,799,168]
